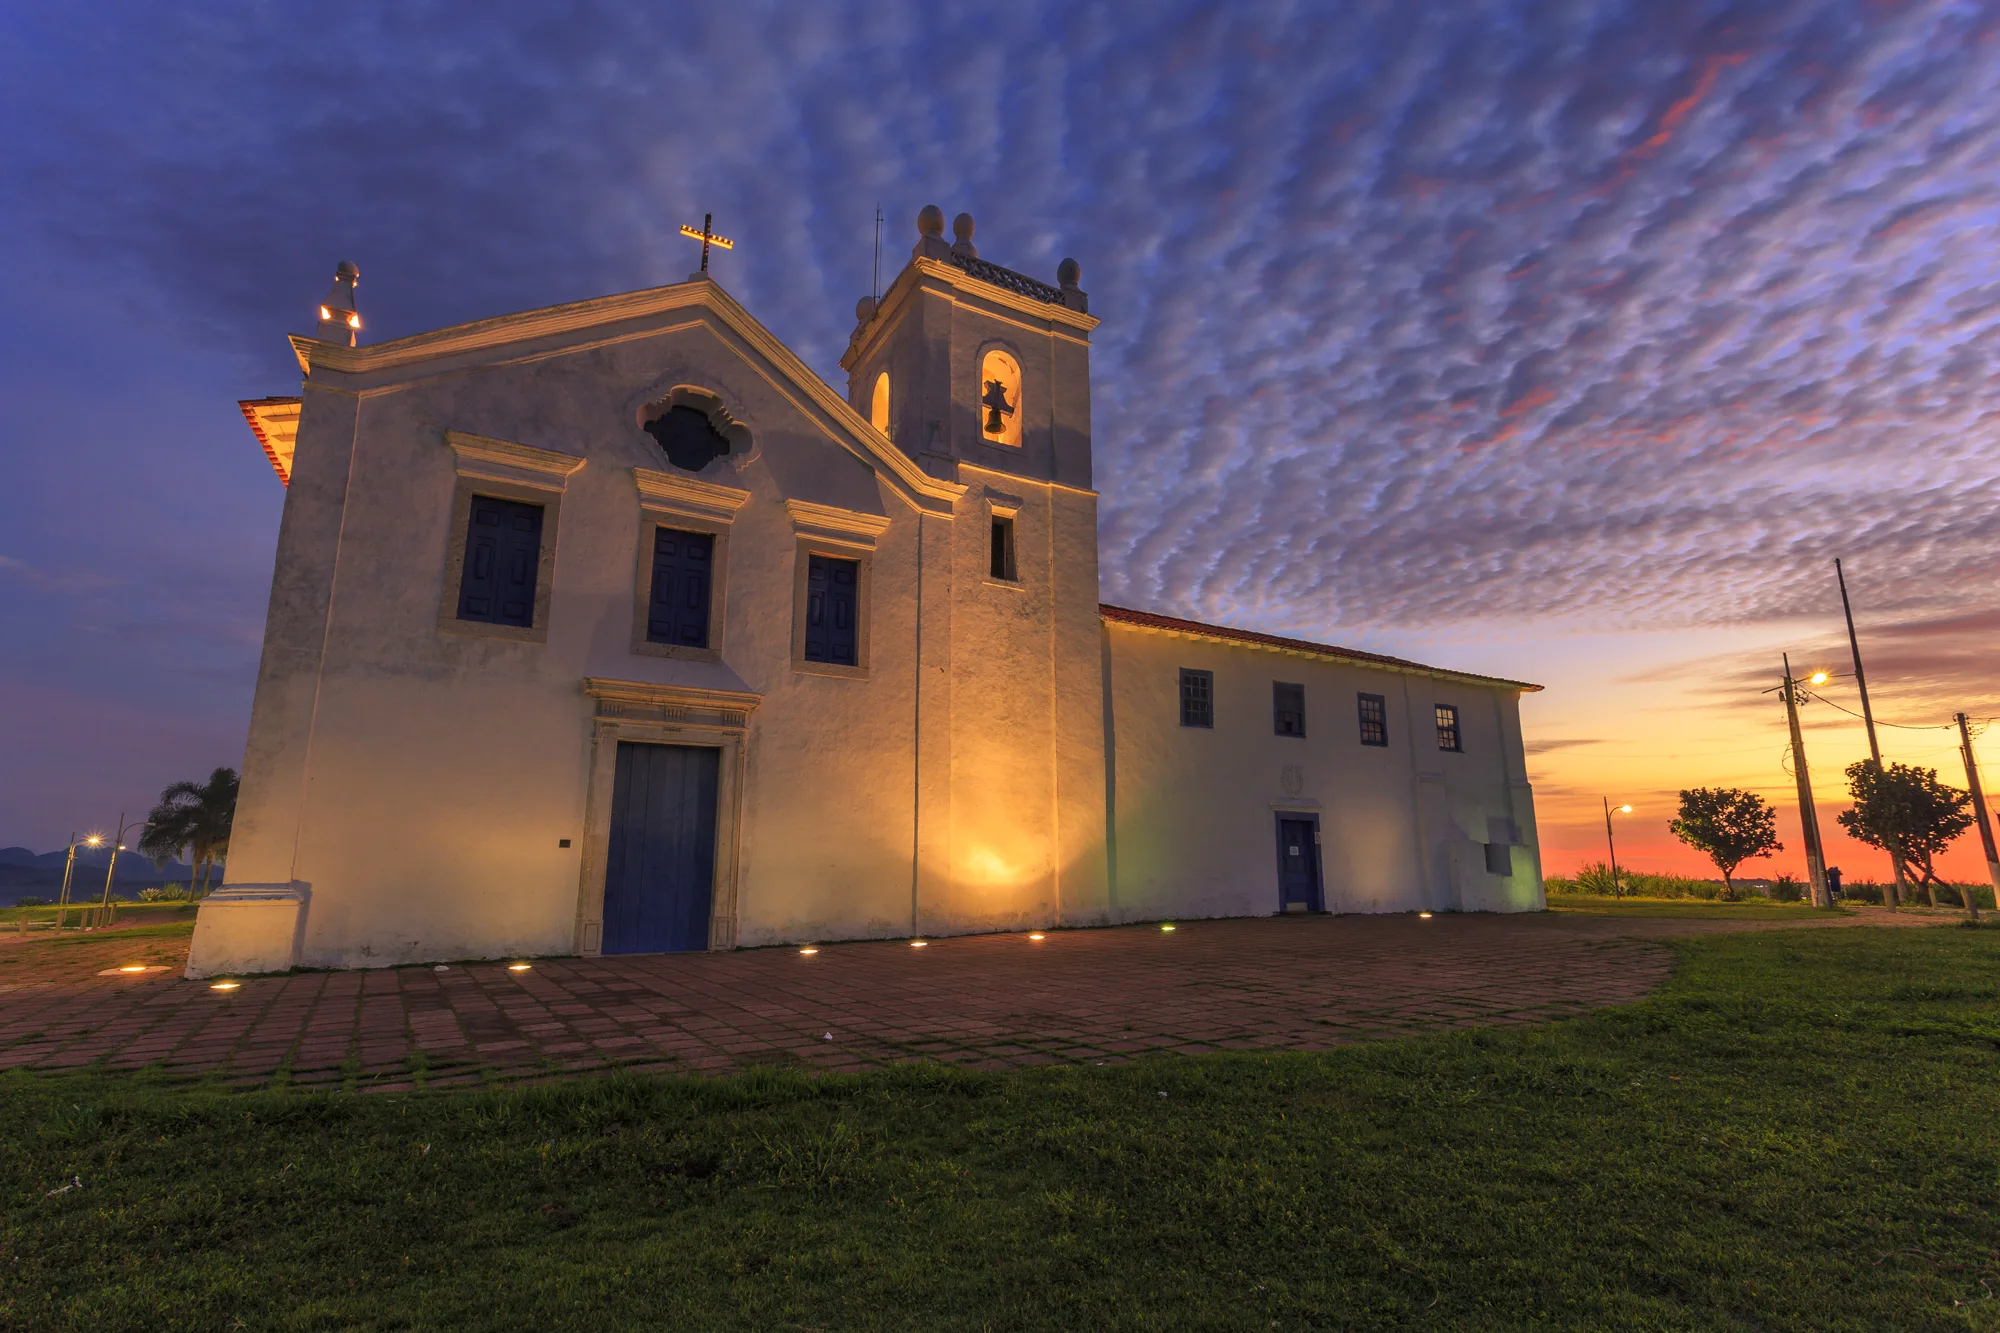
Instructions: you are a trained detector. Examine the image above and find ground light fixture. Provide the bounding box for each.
[909,939,928,948]
[798,946,819,956]
[1160,923,1176,932]
[209,981,241,991]
[507,962,532,972]
[1028,932,1046,941]
[119,964,146,972]
[1419,912,1434,919]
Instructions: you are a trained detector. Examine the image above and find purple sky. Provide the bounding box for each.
[4,1,1998,866]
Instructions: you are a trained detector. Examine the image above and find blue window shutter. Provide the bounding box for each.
[804,555,859,665]
[648,528,713,647]
[457,496,543,627]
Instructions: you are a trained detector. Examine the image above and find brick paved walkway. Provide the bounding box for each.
[0,910,1938,1092]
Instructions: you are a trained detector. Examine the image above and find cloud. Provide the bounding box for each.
[4,0,2000,846]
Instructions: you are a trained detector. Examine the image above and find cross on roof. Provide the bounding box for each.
[679,213,735,274]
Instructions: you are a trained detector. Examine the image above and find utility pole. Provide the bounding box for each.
[1782,655,1832,908]
[1836,558,1911,907]
[1957,712,1999,920]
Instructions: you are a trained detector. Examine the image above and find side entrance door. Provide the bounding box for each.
[602,742,721,953]
[1276,816,1325,913]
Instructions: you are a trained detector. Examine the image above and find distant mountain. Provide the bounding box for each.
[0,845,206,905]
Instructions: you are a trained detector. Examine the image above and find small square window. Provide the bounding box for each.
[989,515,1016,581]
[457,495,544,627]
[1357,693,1388,747]
[1179,668,1214,728]
[1273,682,1305,737]
[1435,704,1462,752]
[1484,842,1513,876]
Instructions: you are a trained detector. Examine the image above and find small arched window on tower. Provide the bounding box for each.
[978,349,1022,447]
[870,371,890,437]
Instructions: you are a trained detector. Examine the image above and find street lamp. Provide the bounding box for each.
[93,814,148,929]
[54,833,104,931]
[1603,799,1634,897]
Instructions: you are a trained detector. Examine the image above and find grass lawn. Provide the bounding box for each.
[5,927,1999,1330]
[1545,893,1854,920]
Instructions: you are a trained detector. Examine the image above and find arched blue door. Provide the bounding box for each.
[602,742,720,953]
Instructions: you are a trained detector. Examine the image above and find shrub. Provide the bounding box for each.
[1839,879,1887,905]
[13,896,47,908]
[1769,875,1804,903]
[139,883,190,903]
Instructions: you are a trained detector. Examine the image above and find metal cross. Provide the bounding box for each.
[679,213,735,273]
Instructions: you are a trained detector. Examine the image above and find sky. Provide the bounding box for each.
[2,1,1997,881]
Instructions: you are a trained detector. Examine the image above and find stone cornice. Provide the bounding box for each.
[632,467,753,524]
[1099,605,1544,694]
[445,430,588,480]
[842,257,1099,372]
[786,498,894,550]
[287,278,967,513]
[584,677,763,716]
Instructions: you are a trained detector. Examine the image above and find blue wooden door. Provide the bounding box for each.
[601,743,720,953]
[1276,817,1324,912]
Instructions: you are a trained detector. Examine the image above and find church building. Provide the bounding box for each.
[189,208,1545,978]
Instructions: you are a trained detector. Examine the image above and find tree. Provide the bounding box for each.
[1669,788,1782,900]
[137,768,239,900]
[1837,761,1972,897]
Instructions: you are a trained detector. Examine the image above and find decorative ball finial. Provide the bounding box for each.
[917,205,945,238]
[952,212,974,242]
[318,260,362,346]
[1057,257,1081,288]
[855,295,876,323]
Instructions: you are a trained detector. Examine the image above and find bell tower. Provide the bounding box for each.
[840,206,1094,490]
[841,207,1110,934]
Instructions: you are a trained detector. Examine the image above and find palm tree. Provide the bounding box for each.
[138,769,238,900]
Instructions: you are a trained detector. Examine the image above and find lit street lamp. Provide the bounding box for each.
[1603,799,1634,897]
[94,814,148,929]
[54,833,103,930]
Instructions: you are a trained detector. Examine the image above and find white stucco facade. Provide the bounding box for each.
[188,215,1543,978]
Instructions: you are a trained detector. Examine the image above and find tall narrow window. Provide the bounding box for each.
[457,496,543,628]
[1357,693,1388,747]
[1180,668,1214,728]
[1435,703,1462,752]
[870,371,890,435]
[1273,682,1305,737]
[989,515,1016,581]
[978,348,1023,446]
[646,527,713,648]
[803,555,859,665]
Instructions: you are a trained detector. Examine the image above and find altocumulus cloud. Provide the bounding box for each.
[5,0,1999,647]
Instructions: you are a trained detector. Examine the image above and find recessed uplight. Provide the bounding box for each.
[507,962,532,972]
[119,965,146,973]
[210,981,240,991]
[909,940,928,949]
[1419,911,1434,919]
[1160,923,1177,932]
[1028,932,1046,941]
[799,946,819,956]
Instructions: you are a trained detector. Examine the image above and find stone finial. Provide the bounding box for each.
[951,212,977,259]
[854,295,877,325]
[317,261,361,347]
[1057,257,1088,313]
[913,204,952,261]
